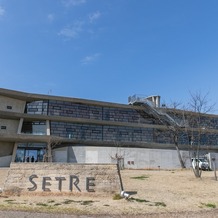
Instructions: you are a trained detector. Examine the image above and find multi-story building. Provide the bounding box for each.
[0,88,218,169]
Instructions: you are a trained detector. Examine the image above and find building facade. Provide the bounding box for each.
[0,88,218,169]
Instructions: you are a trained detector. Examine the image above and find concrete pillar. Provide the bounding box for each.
[11,142,18,162]
[17,118,23,134]
[155,96,160,107]
[11,118,24,163]
[46,120,50,135]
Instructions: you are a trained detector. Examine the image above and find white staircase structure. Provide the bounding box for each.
[128,95,182,129]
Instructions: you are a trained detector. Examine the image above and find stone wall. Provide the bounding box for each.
[4,163,120,194]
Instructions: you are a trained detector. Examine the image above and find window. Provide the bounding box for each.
[7,106,12,109]
[1,126,6,129]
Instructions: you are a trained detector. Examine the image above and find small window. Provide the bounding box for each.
[1,126,6,130]
[7,106,12,110]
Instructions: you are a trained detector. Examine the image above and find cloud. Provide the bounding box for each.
[0,6,5,16]
[47,14,55,22]
[58,10,101,40]
[81,53,101,65]
[62,0,86,7]
[89,11,101,23]
[58,21,83,39]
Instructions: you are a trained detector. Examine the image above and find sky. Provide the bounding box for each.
[0,0,218,110]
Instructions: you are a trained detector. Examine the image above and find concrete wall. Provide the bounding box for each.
[0,118,19,134]
[53,147,68,162]
[0,117,18,167]
[0,142,14,167]
[4,163,120,194]
[0,96,25,113]
[0,155,12,167]
[53,146,191,169]
[0,142,14,157]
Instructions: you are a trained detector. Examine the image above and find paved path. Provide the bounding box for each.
[0,210,218,218]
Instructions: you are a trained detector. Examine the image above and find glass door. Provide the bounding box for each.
[15,143,46,163]
[15,148,46,162]
[25,149,38,162]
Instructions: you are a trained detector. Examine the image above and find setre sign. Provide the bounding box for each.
[4,163,119,194]
[28,175,95,192]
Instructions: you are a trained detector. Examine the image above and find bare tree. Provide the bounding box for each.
[44,136,62,162]
[169,100,183,110]
[160,107,186,168]
[110,142,125,192]
[184,91,215,178]
[172,128,186,168]
[110,141,125,170]
[162,92,216,172]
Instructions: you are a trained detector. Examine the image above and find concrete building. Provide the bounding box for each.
[0,88,218,169]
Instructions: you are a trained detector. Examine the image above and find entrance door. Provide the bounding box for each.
[15,148,45,162]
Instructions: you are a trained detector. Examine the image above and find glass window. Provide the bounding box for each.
[15,143,46,162]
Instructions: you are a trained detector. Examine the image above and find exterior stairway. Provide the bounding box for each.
[128,95,181,129]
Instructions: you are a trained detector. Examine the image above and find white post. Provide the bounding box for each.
[46,120,50,135]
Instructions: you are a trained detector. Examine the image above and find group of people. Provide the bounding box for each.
[25,156,36,162]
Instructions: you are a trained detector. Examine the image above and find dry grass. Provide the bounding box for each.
[0,168,218,216]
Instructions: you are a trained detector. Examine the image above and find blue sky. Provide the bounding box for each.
[0,0,218,109]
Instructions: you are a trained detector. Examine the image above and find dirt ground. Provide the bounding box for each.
[0,167,218,217]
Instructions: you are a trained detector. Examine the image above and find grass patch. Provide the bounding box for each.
[47,200,55,203]
[128,197,150,203]
[4,199,16,203]
[155,202,167,207]
[54,203,62,206]
[130,175,149,180]
[36,203,49,207]
[80,200,94,205]
[62,199,96,205]
[201,203,216,208]
[63,199,75,204]
[113,193,122,200]
[128,197,166,207]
